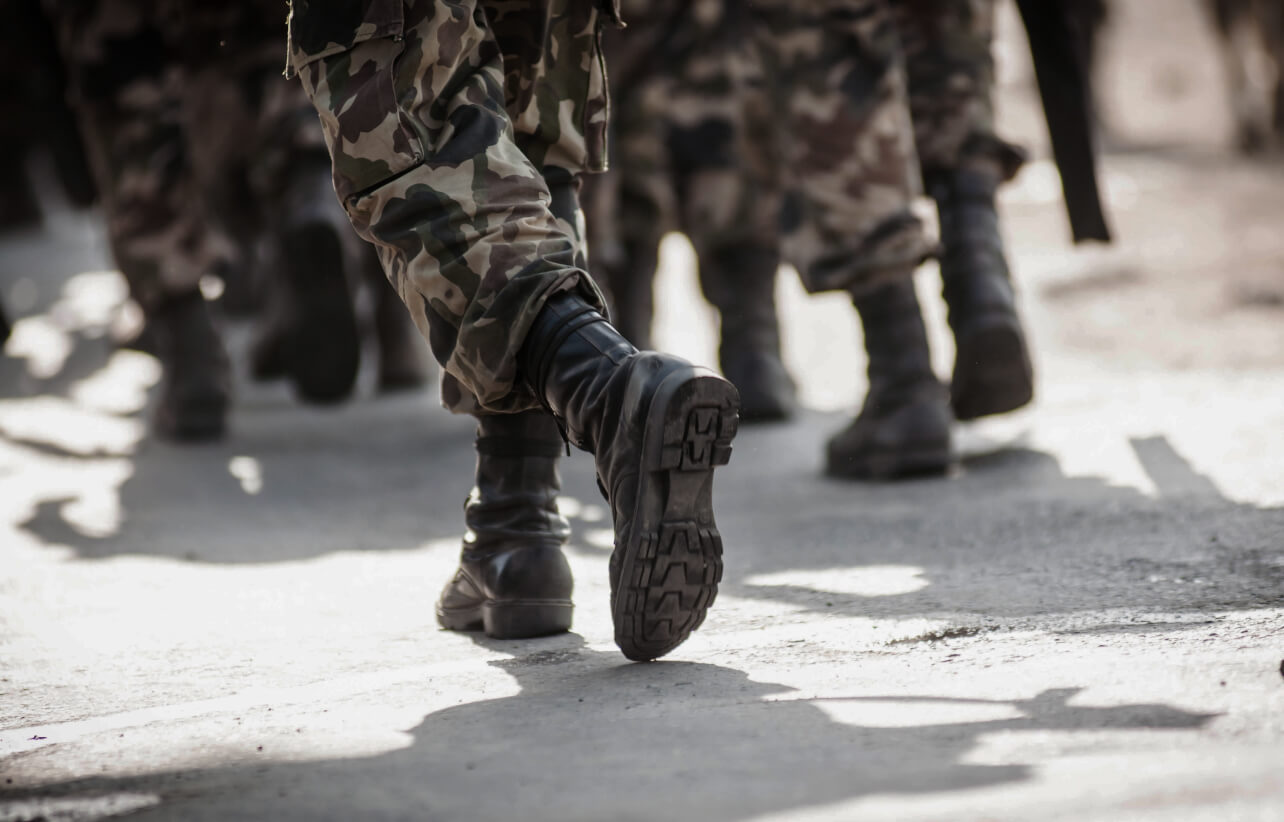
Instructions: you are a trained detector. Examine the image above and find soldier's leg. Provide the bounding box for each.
[826,275,952,479]
[893,0,1034,420]
[749,0,949,476]
[52,0,230,440]
[674,9,797,422]
[749,0,934,296]
[290,0,739,660]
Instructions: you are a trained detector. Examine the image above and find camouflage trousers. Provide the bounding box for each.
[746,0,934,294]
[288,0,611,414]
[592,0,934,300]
[581,0,783,333]
[894,0,1026,182]
[593,0,1024,308]
[49,0,325,313]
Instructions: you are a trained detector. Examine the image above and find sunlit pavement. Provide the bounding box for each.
[4,10,1284,822]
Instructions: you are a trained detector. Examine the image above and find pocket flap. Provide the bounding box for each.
[288,0,405,72]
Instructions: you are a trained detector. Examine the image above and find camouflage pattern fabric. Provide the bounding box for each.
[581,0,782,343]
[288,0,610,415]
[891,0,1026,181]
[47,0,243,311]
[745,0,933,295]
[1208,0,1284,153]
[590,0,932,316]
[49,0,389,316]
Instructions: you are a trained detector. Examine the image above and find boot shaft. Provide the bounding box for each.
[701,243,783,357]
[465,411,571,551]
[852,275,935,389]
[518,292,637,455]
[929,168,1015,326]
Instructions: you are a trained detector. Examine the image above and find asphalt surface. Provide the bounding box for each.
[2,3,1283,820]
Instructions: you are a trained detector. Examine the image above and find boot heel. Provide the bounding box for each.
[951,319,1033,420]
[482,601,573,639]
[655,372,740,473]
[614,370,739,661]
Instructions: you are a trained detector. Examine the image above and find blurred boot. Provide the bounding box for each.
[437,411,574,638]
[598,235,658,350]
[520,292,739,661]
[213,251,261,318]
[0,150,42,231]
[371,259,431,393]
[275,159,361,404]
[248,286,288,383]
[930,167,1034,420]
[826,277,951,480]
[151,291,230,442]
[703,244,796,423]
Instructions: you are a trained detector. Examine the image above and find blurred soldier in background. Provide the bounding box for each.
[49,0,236,440]
[45,0,428,440]
[0,0,97,232]
[590,0,949,476]
[746,0,949,479]
[825,0,1035,479]
[1206,0,1284,154]
[583,0,798,422]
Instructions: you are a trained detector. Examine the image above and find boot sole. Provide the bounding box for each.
[951,319,1034,421]
[281,224,361,404]
[614,369,739,662]
[825,444,951,481]
[437,599,573,640]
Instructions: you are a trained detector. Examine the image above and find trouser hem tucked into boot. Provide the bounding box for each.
[520,293,740,661]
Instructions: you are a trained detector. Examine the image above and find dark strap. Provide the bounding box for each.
[1016,0,1113,244]
[475,435,565,459]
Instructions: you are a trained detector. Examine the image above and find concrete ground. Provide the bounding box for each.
[2,1,1282,820]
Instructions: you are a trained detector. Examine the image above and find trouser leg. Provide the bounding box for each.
[290,0,608,415]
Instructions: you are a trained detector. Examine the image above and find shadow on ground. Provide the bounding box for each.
[0,633,1218,822]
[707,417,1284,624]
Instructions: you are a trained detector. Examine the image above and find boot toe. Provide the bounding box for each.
[722,351,797,423]
[825,383,952,481]
[951,318,1034,420]
[437,543,574,639]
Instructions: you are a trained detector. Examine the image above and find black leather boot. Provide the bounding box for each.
[437,411,574,639]
[150,290,230,442]
[931,167,1034,420]
[826,278,951,480]
[520,291,740,661]
[703,244,797,423]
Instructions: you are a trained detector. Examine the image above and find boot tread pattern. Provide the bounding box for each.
[617,387,738,662]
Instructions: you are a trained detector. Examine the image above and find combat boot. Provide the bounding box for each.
[930,167,1034,420]
[437,411,575,638]
[520,291,740,661]
[826,278,951,480]
[150,290,230,442]
[704,245,797,422]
